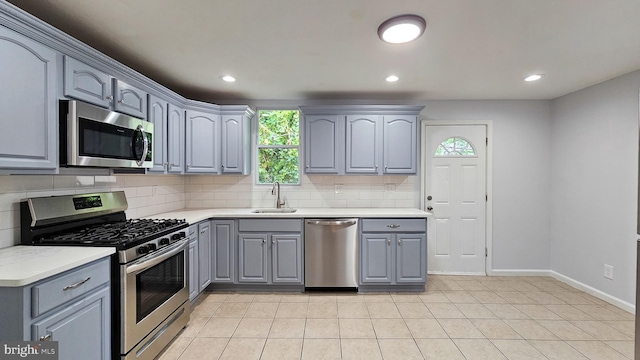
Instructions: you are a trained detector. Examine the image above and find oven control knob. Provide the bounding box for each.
[147,243,157,251]
[171,232,185,241]
[160,238,170,245]
[137,245,149,255]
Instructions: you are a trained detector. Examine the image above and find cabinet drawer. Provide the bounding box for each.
[238,219,302,232]
[361,219,426,233]
[32,258,110,317]
[188,224,198,238]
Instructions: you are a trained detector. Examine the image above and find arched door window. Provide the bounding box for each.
[435,137,476,157]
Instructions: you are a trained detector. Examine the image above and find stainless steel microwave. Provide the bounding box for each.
[60,100,153,168]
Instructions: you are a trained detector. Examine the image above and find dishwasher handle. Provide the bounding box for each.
[306,219,357,226]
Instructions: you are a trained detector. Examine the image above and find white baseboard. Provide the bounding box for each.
[550,271,635,314]
[428,271,486,276]
[489,269,552,277]
[486,269,634,314]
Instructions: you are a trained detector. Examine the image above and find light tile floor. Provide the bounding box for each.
[157,275,635,359]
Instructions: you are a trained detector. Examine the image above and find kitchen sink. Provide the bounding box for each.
[251,208,298,213]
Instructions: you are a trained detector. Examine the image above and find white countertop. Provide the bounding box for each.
[0,246,115,287]
[146,208,431,225]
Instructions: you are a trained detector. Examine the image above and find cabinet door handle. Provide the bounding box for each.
[398,239,402,245]
[375,165,378,170]
[118,99,125,103]
[63,277,91,291]
[272,239,275,245]
[106,95,113,101]
[387,224,400,229]
[40,334,52,341]
[387,239,391,245]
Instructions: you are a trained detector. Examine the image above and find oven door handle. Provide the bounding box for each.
[126,239,187,275]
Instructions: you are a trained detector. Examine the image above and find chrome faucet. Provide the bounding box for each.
[271,181,286,208]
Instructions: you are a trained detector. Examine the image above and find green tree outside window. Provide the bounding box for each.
[257,110,300,184]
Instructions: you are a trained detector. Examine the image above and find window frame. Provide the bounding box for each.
[254,107,302,186]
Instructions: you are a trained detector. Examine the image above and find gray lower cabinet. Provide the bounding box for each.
[0,25,57,172]
[198,221,212,292]
[360,219,427,287]
[64,56,147,119]
[0,258,111,360]
[212,220,236,283]
[188,225,199,302]
[238,234,269,283]
[237,219,303,285]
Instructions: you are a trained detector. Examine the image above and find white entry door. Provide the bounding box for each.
[424,125,487,274]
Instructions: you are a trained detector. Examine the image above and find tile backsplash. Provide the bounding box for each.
[0,173,419,249]
[185,174,419,209]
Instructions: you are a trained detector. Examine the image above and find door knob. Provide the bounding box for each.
[427,206,433,211]
[427,195,432,201]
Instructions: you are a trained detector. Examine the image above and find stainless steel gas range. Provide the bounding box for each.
[20,191,190,360]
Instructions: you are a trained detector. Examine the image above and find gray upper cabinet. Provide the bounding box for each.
[304,115,344,174]
[167,103,185,173]
[185,107,253,175]
[383,116,418,174]
[300,106,423,175]
[114,79,147,119]
[148,96,185,174]
[221,113,249,174]
[346,115,381,174]
[64,56,112,108]
[0,26,57,171]
[64,56,147,119]
[147,95,168,173]
[212,220,235,283]
[185,110,220,173]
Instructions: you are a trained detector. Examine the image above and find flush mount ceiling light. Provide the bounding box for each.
[221,75,236,82]
[386,75,399,82]
[378,14,426,44]
[524,74,544,82]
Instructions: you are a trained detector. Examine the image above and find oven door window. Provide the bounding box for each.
[136,252,184,322]
[79,117,137,160]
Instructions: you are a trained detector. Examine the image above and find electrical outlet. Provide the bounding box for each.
[334,184,344,194]
[604,264,614,280]
[385,183,396,192]
[152,185,157,196]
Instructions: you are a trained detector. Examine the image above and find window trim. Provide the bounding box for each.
[254,108,301,186]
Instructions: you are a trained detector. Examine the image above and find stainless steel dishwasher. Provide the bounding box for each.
[305,218,359,288]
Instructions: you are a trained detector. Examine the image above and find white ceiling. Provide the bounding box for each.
[9,0,640,102]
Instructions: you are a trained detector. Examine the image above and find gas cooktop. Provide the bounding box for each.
[37,218,187,247]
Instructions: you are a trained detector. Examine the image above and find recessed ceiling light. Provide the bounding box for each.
[378,14,426,44]
[221,75,236,82]
[524,74,543,82]
[386,75,399,82]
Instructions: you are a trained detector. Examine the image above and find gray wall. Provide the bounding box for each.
[550,70,640,305]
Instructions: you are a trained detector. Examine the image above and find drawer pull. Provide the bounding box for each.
[40,334,51,341]
[387,224,400,229]
[63,277,91,291]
